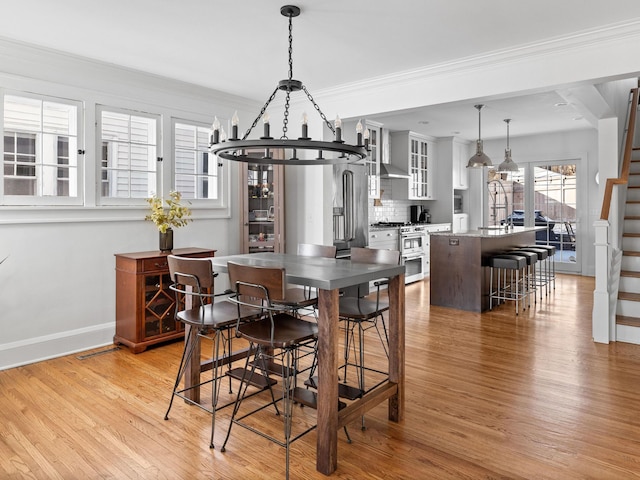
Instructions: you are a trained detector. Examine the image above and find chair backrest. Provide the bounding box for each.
[227,261,287,304]
[167,255,215,291]
[297,243,337,258]
[350,247,400,266]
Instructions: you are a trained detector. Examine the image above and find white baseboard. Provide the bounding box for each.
[0,323,115,371]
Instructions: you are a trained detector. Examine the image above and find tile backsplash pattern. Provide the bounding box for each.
[368,178,431,224]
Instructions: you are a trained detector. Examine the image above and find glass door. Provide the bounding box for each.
[246,163,276,253]
[531,162,578,271]
[490,161,579,272]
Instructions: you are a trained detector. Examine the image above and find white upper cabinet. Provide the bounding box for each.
[365,120,382,199]
[390,131,436,200]
[452,138,470,190]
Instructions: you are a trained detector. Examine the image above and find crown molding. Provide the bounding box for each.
[298,18,640,117]
[0,35,259,113]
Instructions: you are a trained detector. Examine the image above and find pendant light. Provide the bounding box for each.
[209,5,367,165]
[466,104,493,168]
[497,118,519,172]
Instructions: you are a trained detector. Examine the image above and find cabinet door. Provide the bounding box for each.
[241,162,285,254]
[142,272,179,338]
[365,123,381,199]
[369,229,399,250]
[452,141,469,190]
[453,213,469,233]
[410,137,432,200]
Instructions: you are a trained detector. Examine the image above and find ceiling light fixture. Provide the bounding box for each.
[466,104,493,168]
[497,119,519,172]
[209,5,368,165]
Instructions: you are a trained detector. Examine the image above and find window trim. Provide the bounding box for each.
[1,89,84,206]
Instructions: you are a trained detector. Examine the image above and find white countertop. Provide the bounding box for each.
[429,226,544,238]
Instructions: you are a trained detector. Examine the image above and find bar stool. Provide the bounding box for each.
[222,261,319,480]
[515,247,548,299]
[488,254,528,314]
[529,244,556,292]
[507,249,538,308]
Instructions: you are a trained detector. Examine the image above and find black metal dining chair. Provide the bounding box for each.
[338,247,400,429]
[221,261,319,480]
[163,255,263,449]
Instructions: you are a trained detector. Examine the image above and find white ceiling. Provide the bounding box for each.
[2,0,640,140]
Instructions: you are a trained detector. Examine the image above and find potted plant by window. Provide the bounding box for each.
[145,191,192,252]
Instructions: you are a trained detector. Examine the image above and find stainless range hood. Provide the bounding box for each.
[380,163,410,179]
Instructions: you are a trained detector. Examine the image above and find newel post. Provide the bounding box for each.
[593,219,612,343]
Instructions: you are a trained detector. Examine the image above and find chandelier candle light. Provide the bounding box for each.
[209,5,368,165]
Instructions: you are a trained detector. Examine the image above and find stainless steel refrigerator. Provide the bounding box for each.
[332,163,368,258]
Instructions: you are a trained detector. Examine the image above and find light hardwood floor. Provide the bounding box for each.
[3,274,640,479]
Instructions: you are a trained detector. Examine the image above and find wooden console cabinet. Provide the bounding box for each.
[114,247,216,353]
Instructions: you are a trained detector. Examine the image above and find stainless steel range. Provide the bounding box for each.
[400,224,428,283]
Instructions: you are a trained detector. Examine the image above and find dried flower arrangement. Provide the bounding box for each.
[145,191,192,233]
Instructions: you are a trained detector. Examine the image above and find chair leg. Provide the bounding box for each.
[283,349,294,480]
[164,328,198,420]
[210,330,223,449]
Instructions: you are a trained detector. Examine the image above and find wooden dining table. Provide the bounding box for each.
[184,252,405,475]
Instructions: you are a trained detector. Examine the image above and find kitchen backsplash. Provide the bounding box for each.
[368,178,432,224]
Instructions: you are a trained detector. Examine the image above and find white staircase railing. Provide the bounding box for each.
[593,87,638,343]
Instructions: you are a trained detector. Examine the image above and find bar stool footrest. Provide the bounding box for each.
[305,376,363,400]
[226,367,277,389]
[292,387,347,410]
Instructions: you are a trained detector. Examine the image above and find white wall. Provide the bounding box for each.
[0,39,259,369]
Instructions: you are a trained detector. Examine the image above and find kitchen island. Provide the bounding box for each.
[429,226,541,312]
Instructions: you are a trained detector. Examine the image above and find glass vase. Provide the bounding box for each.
[159,228,173,252]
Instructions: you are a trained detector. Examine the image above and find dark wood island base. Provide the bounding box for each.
[429,227,539,312]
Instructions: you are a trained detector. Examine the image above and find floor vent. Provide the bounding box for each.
[77,346,120,360]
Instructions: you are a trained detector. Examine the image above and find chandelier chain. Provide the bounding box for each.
[282,90,291,139]
[302,85,335,134]
[242,86,279,140]
[288,12,294,81]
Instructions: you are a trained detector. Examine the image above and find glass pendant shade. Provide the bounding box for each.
[496,119,519,172]
[467,104,492,168]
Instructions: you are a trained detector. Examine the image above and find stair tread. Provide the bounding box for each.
[621,270,640,277]
[616,315,640,327]
[624,216,640,219]
[623,233,640,237]
[622,251,640,257]
[626,201,640,204]
[618,291,640,301]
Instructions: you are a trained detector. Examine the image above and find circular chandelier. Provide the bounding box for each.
[209,5,369,165]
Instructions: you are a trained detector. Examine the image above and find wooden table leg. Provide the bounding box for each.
[316,288,339,475]
[388,274,405,422]
[183,324,201,403]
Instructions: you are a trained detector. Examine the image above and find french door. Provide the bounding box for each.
[498,160,579,273]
